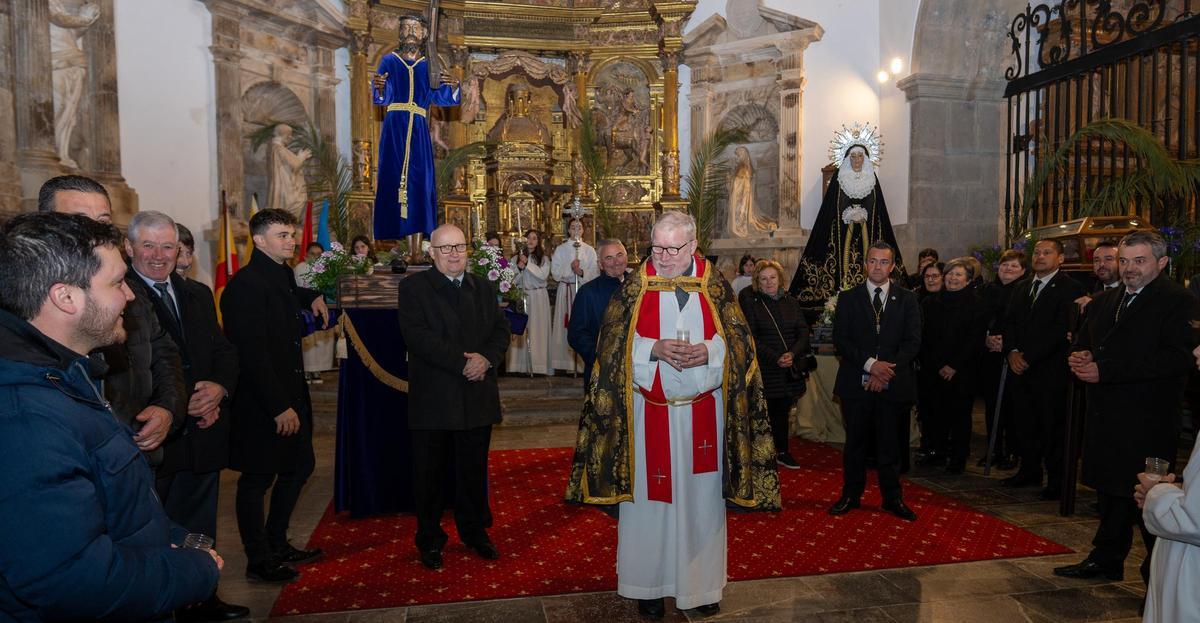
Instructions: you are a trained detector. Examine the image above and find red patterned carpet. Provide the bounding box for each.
[272,441,1070,616]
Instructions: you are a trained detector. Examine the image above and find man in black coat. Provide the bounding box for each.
[221,208,329,583]
[1001,239,1086,499]
[1054,231,1199,582]
[828,241,921,521]
[397,224,510,570]
[39,175,185,464]
[124,213,249,621]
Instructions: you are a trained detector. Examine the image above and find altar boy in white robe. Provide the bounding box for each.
[550,219,598,373]
[565,211,780,619]
[507,229,551,375]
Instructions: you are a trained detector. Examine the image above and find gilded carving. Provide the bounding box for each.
[592,61,652,175]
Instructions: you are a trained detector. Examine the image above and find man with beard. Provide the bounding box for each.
[1055,231,1199,582]
[222,208,329,583]
[39,174,185,466]
[0,212,221,620]
[566,211,780,619]
[1075,240,1121,310]
[1001,239,1086,499]
[372,14,461,246]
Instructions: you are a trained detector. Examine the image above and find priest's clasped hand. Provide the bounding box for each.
[1068,350,1099,383]
[651,339,708,372]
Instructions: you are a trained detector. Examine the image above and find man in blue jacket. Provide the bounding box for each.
[0,212,220,621]
[568,238,628,387]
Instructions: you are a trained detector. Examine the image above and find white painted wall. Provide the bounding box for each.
[114,0,218,285]
[680,0,919,228]
[114,1,354,287]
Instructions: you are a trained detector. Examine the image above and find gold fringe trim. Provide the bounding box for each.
[339,313,410,393]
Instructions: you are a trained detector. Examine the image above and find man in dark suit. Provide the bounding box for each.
[123,213,249,621]
[39,175,185,464]
[1001,239,1086,499]
[829,241,922,521]
[397,224,510,570]
[568,238,628,387]
[1055,231,1199,582]
[1074,239,1121,310]
[221,208,329,583]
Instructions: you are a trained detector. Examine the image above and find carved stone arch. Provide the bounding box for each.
[718,103,778,142]
[241,81,311,215]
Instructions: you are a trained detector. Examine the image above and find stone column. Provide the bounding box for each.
[897,73,1007,260]
[205,3,245,215]
[84,0,120,178]
[0,0,23,216]
[12,0,61,202]
[775,51,805,230]
[313,44,339,143]
[659,50,680,199]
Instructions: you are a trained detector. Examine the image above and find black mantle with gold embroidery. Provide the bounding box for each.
[564,257,781,511]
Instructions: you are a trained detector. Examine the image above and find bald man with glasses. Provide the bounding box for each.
[397,225,511,570]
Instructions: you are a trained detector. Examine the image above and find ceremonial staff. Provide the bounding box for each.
[983,359,1008,477]
[425,0,440,83]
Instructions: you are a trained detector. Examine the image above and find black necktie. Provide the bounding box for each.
[452,278,462,288]
[872,286,883,315]
[153,282,180,327]
[1029,279,1043,305]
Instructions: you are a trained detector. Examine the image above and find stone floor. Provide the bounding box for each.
[210,373,1164,622]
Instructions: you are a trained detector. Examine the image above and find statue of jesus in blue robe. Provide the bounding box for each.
[372,15,461,240]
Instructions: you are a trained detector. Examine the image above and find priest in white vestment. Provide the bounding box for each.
[507,230,552,375]
[550,219,598,372]
[565,211,781,619]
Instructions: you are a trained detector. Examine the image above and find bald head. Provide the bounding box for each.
[429,224,468,278]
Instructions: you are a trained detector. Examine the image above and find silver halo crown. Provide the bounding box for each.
[828,122,884,168]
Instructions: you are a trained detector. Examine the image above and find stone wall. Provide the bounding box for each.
[894,0,1025,262]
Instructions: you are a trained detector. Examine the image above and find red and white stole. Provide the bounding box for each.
[635,256,718,503]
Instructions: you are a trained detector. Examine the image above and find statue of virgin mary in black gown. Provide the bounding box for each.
[789,143,903,305]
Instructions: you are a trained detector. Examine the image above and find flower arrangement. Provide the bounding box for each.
[308,241,372,295]
[969,243,1005,281]
[469,241,522,303]
[818,293,839,325]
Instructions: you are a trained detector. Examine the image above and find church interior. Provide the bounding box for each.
[2,0,1199,621]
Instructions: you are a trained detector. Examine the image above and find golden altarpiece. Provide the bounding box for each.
[345,0,695,255]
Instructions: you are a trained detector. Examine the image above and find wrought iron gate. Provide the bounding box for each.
[1003,0,1200,235]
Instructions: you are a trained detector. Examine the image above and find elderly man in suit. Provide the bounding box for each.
[1001,239,1086,499]
[397,224,510,570]
[124,212,249,621]
[221,208,329,584]
[828,240,922,521]
[1054,231,1199,582]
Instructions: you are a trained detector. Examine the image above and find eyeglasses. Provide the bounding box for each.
[650,241,694,257]
[432,243,468,254]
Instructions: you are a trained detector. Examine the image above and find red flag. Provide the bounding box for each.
[213,191,240,325]
[297,200,314,261]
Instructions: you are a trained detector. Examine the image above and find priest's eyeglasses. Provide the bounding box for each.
[432,243,469,254]
[651,242,693,257]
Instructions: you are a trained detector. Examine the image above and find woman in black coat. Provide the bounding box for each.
[918,258,986,473]
[740,259,810,469]
[974,249,1026,469]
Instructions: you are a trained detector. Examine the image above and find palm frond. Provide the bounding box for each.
[1018,118,1200,237]
[291,124,354,243]
[682,127,748,252]
[577,107,617,237]
[436,141,490,198]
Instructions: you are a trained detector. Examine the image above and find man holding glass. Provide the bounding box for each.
[0,212,220,620]
[397,224,511,571]
[1055,230,1199,582]
[566,211,779,619]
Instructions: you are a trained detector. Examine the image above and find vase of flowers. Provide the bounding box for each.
[469,240,522,304]
[308,241,372,299]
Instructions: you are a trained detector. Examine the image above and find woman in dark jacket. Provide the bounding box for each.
[918,258,986,473]
[974,249,1027,469]
[740,259,810,469]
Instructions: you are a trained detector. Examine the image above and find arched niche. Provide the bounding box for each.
[241,81,311,213]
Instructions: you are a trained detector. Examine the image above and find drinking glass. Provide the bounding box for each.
[1145,457,1170,482]
[676,328,691,344]
[183,533,214,551]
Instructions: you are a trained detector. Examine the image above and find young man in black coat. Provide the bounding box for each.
[221,209,330,583]
[1001,239,1086,499]
[397,224,511,571]
[829,241,922,521]
[1054,231,1199,582]
[125,213,249,620]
